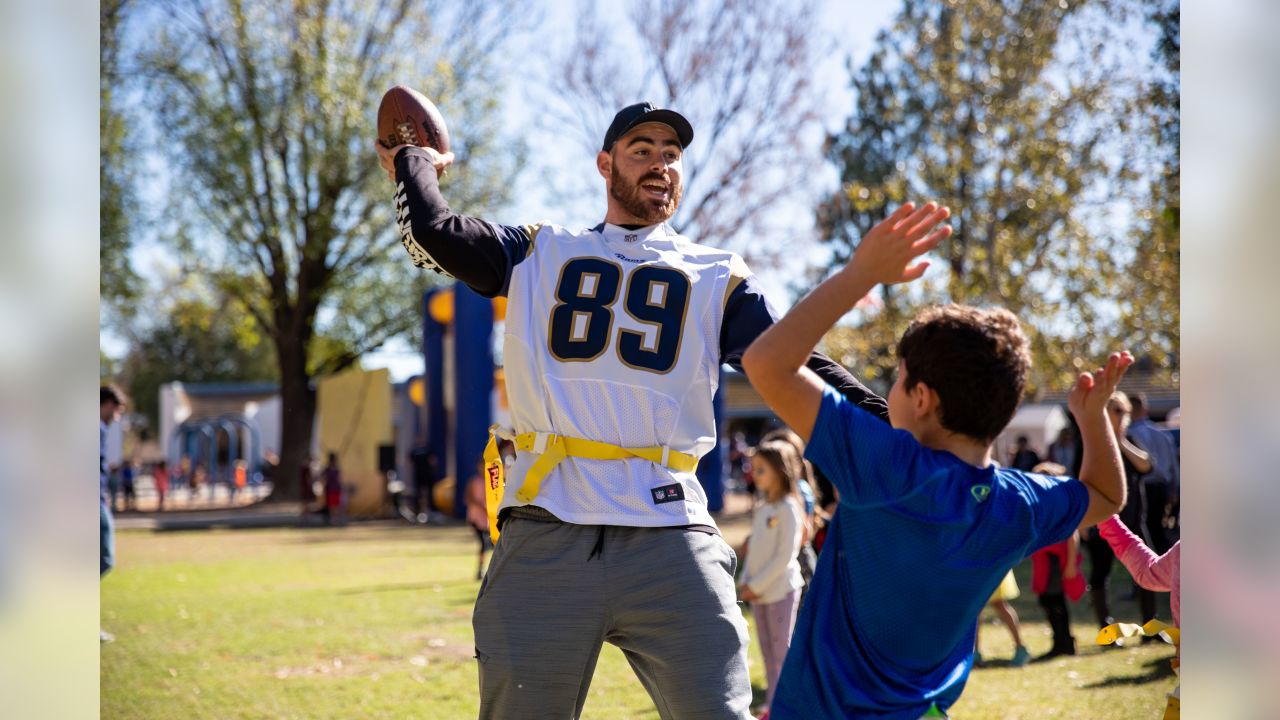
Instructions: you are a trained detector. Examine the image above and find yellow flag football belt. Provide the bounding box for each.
[1095,618,1180,648]
[482,426,698,542]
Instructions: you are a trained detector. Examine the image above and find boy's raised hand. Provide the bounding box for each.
[1067,352,1135,422]
[849,202,953,286]
[1069,352,1135,527]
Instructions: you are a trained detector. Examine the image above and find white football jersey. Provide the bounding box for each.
[501,221,749,528]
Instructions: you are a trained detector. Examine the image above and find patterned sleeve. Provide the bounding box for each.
[393,147,534,298]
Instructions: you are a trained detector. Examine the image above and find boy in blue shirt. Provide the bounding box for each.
[742,202,1130,719]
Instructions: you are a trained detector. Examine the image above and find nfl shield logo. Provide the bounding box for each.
[624,233,639,243]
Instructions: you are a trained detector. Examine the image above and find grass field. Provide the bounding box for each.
[102,518,1176,719]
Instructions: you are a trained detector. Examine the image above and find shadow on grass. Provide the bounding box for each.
[336,579,477,595]
[973,657,1021,669]
[1079,654,1176,688]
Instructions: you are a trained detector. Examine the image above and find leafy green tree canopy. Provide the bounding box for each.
[819,0,1171,394]
[133,0,526,496]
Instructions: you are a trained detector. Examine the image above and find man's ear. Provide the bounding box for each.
[597,151,612,182]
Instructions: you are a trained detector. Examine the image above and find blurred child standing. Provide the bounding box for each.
[152,460,169,512]
[974,569,1031,667]
[1029,462,1086,660]
[737,441,806,718]
[760,428,819,603]
[465,461,495,581]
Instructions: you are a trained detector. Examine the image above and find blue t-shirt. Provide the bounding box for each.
[770,386,1089,719]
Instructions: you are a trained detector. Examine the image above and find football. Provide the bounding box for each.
[377,85,451,153]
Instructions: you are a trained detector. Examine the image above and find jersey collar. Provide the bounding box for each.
[591,222,677,246]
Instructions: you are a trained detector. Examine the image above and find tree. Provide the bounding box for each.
[538,0,827,264]
[117,278,278,436]
[819,0,1153,394]
[101,0,142,311]
[135,0,526,499]
[1117,0,1179,373]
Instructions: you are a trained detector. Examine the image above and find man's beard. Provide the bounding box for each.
[610,165,682,224]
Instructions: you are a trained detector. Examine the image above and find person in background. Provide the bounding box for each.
[759,428,818,603]
[465,461,495,580]
[410,444,439,519]
[232,459,248,501]
[738,441,807,719]
[1008,435,1041,472]
[107,464,122,513]
[121,457,137,511]
[191,463,208,500]
[1098,515,1181,629]
[100,386,124,643]
[974,570,1031,667]
[323,453,343,526]
[1107,391,1160,626]
[1097,509,1182,716]
[1127,393,1179,554]
[1047,426,1077,470]
[153,460,170,512]
[1028,461,1086,661]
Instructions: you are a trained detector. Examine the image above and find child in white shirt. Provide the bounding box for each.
[738,440,807,716]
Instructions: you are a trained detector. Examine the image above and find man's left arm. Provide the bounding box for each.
[719,271,889,426]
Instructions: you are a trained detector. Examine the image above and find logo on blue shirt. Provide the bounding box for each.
[970,484,991,503]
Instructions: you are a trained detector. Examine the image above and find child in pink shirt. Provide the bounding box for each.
[1098,514,1180,718]
[1096,515,1180,627]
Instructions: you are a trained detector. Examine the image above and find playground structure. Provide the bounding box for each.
[409,282,728,519]
[155,382,282,502]
[168,414,264,492]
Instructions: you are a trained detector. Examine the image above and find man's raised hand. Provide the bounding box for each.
[374,141,455,183]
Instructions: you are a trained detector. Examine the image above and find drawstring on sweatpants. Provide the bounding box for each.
[588,526,606,561]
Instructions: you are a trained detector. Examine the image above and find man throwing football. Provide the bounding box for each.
[376,102,946,719]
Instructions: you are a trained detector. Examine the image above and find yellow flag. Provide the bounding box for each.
[1096,619,1179,647]
[482,430,504,543]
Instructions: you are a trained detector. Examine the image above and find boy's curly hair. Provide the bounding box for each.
[896,304,1030,443]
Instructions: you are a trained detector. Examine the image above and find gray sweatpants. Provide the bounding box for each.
[473,508,753,719]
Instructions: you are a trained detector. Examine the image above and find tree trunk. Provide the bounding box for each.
[266,333,316,504]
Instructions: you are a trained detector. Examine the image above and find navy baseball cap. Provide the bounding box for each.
[601,102,694,152]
